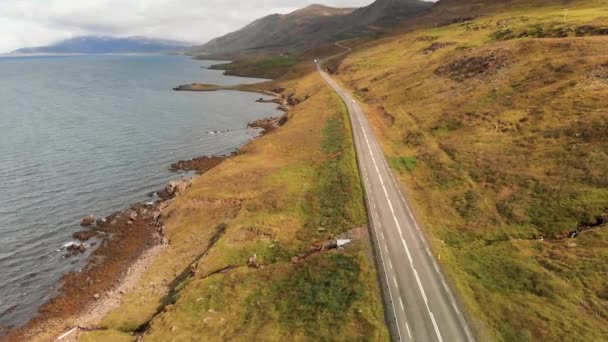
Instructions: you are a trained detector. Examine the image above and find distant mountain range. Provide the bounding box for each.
[192,0,433,58]
[12,36,192,54]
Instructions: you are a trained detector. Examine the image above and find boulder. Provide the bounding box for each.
[67,243,86,254]
[73,230,98,241]
[165,180,191,197]
[127,210,138,221]
[248,254,260,268]
[81,215,96,226]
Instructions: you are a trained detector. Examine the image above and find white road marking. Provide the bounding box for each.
[465,326,474,342]
[393,276,399,288]
[413,269,428,304]
[406,323,412,339]
[399,297,405,311]
[452,301,461,314]
[430,312,444,342]
[365,213,404,342]
[388,258,393,270]
[355,94,444,342]
[319,66,476,342]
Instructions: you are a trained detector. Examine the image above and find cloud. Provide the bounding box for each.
[0,0,379,53]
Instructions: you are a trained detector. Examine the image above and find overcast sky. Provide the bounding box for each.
[0,0,386,53]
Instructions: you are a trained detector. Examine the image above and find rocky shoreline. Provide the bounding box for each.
[169,155,229,174]
[3,175,194,341]
[3,90,285,341]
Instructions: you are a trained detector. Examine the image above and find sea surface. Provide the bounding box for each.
[0,55,278,330]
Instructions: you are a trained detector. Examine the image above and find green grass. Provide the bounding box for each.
[273,254,361,333]
[304,95,367,239]
[259,56,298,68]
[335,1,608,340]
[389,156,418,173]
[93,70,387,341]
[210,56,298,79]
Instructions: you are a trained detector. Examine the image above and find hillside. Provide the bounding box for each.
[332,0,608,340]
[12,36,191,54]
[192,0,432,58]
[9,0,608,341]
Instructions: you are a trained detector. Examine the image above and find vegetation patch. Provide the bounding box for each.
[209,56,298,79]
[273,254,361,333]
[491,24,608,41]
[435,49,512,81]
[389,156,418,173]
[336,2,608,340]
[304,97,367,239]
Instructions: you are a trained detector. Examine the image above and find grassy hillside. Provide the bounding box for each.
[335,1,608,340]
[79,64,388,341]
[192,0,431,58]
[207,56,299,79]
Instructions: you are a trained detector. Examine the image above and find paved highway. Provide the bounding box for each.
[316,60,474,341]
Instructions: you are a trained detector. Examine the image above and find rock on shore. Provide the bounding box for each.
[80,215,96,226]
[73,230,98,241]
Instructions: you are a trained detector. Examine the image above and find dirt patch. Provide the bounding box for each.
[435,49,512,81]
[170,155,227,174]
[438,16,475,27]
[291,226,365,264]
[423,41,456,54]
[574,25,608,37]
[589,62,608,81]
[414,35,438,42]
[491,24,608,41]
[377,106,395,127]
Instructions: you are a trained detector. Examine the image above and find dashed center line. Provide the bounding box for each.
[319,66,476,342]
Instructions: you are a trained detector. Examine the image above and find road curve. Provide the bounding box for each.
[316,58,474,341]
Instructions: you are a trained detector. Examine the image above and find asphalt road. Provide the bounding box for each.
[317,62,474,342]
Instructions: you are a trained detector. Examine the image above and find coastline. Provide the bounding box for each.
[3,87,286,342]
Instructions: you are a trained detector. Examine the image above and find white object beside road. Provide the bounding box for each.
[337,239,352,247]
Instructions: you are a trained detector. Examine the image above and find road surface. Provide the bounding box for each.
[316,60,474,342]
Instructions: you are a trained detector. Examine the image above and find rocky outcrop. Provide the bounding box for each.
[170,156,227,174]
[66,243,86,254]
[159,179,192,199]
[248,115,289,135]
[435,49,512,81]
[73,230,98,241]
[80,215,96,226]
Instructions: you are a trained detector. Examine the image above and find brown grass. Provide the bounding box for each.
[336,2,608,341]
[78,63,387,341]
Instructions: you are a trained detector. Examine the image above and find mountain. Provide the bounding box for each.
[12,36,192,54]
[192,0,432,58]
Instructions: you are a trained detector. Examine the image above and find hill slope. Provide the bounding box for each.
[333,0,608,340]
[193,0,432,58]
[13,36,191,54]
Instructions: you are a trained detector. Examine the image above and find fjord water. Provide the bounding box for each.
[0,55,277,330]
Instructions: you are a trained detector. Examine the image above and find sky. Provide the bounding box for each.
[0,0,382,53]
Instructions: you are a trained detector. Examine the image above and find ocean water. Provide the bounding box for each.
[0,55,278,330]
